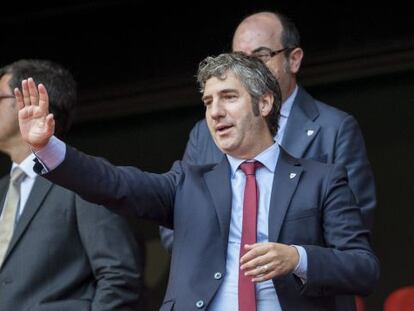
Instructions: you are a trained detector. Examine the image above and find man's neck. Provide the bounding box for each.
[0,137,32,164]
[282,81,298,104]
[227,136,274,160]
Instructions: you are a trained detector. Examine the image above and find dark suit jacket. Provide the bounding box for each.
[43,146,380,311]
[0,174,143,311]
[161,87,376,253]
[182,86,376,227]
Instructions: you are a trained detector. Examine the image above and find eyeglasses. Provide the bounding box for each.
[0,94,15,101]
[251,47,295,63]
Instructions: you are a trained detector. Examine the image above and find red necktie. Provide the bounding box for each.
[238,161,262,311]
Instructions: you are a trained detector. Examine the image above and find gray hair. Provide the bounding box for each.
[197,52,281,136]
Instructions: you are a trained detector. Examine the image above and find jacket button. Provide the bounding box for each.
[195,300,204,308]
[214,272,222,280]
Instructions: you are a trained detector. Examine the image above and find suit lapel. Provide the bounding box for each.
[281,87,320,158]
[5,177,53,260]
[0,176,10,215]
[268,149,303,242]
[204,157,232,244]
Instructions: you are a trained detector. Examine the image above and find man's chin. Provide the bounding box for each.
[216,143,234,155]
[213,139,227,153]
[212,135,237,154]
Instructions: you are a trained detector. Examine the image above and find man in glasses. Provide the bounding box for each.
[160,11,377,311]
[160,10,376,248]
[0,59,144,310]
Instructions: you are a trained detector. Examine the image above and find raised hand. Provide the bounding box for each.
[15,78,55,151]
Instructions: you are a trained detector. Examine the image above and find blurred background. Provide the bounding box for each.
[1,1,413,310]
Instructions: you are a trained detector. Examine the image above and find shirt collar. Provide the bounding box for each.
[11,154,38,179]
[280,85,298,118]
[226,142,280,178]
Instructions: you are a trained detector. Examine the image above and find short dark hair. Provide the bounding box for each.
[237,11,301,57]
[197,52,281,136]
[275,11,301,56]
[0,59,76,137]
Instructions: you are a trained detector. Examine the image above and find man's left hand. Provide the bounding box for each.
[240,242,299,282]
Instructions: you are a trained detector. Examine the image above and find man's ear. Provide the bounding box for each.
[288,47,304,74]
[259,93,274,117]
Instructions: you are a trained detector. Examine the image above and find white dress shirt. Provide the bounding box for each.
[3,155,38,221]
[209,142,307,311]
[274,85,297,144]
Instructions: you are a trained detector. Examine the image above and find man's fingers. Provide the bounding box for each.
[252,270,274,283]
[244,262,268,275]
[240,254,267,271]
[46,114,55,132]
[21,79,30,107]
[38,83,50,113]
[28,78,39,106]
[240,243,268,264]
[244,243,259,250]
[14,88,24,110]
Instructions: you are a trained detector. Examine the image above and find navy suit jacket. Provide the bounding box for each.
[182,87,376,227]
[0,174,143,311]
[162,87,376,251]
[42,146,379,311]
[161,87,376,255]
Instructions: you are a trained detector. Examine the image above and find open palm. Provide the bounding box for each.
[15,78,55,150]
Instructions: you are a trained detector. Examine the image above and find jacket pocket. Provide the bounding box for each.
[285,207,318,221]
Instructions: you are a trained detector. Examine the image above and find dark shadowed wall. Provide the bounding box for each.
[1,1,413,310]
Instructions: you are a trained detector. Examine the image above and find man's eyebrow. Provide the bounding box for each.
[219,89,238,94]
[201,94,212,102]
[251,46,272,53]
[202,88,239,102]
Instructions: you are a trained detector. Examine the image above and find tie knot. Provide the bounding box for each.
[10,167,26,185]
[239,161,263,176]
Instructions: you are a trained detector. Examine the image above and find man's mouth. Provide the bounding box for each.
[216,124,233,135]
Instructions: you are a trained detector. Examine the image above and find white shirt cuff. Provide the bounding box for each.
[33,136,66,173]
[292,245,308,283]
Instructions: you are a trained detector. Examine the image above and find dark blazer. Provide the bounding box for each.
[43,146,379,311]
[181,87,376,228]
[0,174,143,311]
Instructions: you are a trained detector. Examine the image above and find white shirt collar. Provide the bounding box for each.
[226,142,280,178]
[11,154,38,179]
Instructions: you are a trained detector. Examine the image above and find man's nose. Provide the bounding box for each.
[209,101,225,120]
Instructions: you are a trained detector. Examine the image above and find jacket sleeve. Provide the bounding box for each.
[335,115,377,230]
[301,165,380,296]
[75,195,144,311]
[44,145,180,227]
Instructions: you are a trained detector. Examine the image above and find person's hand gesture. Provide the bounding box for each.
[240,242,299,282]
[15,78,55,151]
